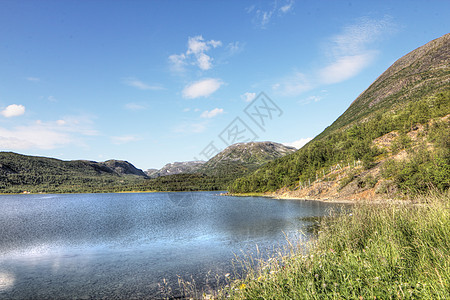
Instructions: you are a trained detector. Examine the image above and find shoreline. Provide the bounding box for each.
[224,191,411,205]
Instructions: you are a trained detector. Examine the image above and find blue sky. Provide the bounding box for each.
[0,1,448,170]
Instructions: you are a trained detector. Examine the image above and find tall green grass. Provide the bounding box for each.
[220,192,449,299]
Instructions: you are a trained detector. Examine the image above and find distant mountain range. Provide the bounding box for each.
[0,141,295,193]
[146,141,295,178]
[146,161,206,178]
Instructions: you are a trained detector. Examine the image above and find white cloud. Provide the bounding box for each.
[26,77,40,82]
[226,41,243,55]
[125,102,147,111]
[201,108,224,118]
[299,94,325,105]
[170,35,223,71]
[123,77,163,90]
[111,135,141,145]
[319,53,375,84]
[330,16,394,57]
[279,0,294,13]
[248,0,295,28]
[0,126,71,150]
[169,53,187,72]
[241,92,256,102]
[1,104,25,118]
[197,52,213,70]
[319,16,395,84]
[283,137,313,149]
[182,78,223,99]
[272,72,313,96]
[0,116,98,150]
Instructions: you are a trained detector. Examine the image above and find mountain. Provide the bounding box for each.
[98,160,148,177]
[229,33,450,199]
[149,161,205,178]
[132,141,296,192]
[200,141,296,177]
[0,152,147,177]
[144,168,159,177]
[0,152,147,193]
[318,32,450,139]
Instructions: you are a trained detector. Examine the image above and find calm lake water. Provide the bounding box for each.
[0,192,347,299]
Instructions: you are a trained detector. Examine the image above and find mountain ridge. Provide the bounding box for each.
[229,33,450,198]
[318,32,449,139]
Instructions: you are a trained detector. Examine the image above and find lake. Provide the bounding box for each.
[0,192,347,299]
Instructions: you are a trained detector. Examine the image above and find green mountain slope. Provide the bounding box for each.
[134,142,296,192]
[318,33,450,139]
[200,142,296,177]
[0,152,147,193]
[229,33,450,197]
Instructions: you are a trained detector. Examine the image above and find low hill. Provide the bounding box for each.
[0,152,147,193]
[229,33,450,199]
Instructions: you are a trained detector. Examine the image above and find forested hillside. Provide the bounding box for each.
[0,152,147,193]
[229,33,450,198]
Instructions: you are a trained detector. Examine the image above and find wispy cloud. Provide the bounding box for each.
[26,77,40,82]
[1,104,26,118]
[47,96,57,102]
[226,42,244,56]
[319,16,395,84]
[0,116,98,150]
[124,102,147,111]
[272,72,313,97]
[169,35,222,72]
[319,53,375,84]
[123,77,164,90]
[279,0,294,13]
[182,78,223,99]
[271,16,396,97]
[298,90,327,105]
[247,0,295,28]
[283,137,312,149]
[200,108,224,118]
[241,92,256,102]
[111,135,141,145]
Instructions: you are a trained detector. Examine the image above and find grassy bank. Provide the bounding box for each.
[217,192,449,299]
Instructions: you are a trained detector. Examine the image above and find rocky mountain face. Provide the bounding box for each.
[200,141,296,177]
[147,142,295,179]
[144,168,159,177]
[149,161,205,178]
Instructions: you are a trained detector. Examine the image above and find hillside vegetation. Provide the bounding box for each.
[229,33,450,199]
[220,192,449,299]
[0,152,148,193]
